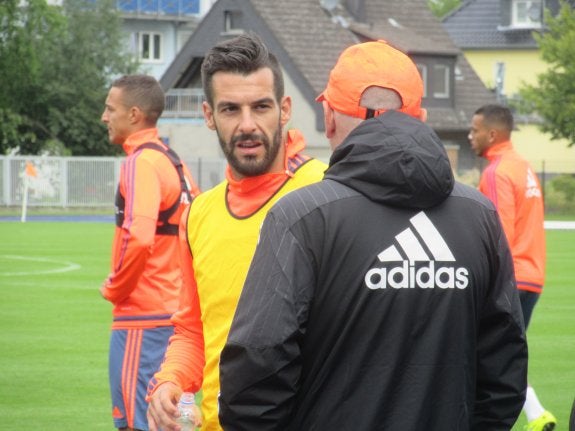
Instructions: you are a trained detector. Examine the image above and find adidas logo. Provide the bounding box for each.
[365,212,469,290]
[112,406,124,419]
[526,168,542,198]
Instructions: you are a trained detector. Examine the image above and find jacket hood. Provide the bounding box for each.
[325,110,454,209]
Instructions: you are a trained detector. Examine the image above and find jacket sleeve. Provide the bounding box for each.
[479,166,516,247]
[147,205,205,395]
[219,210,314,431]
[101,154,160,304]
[473,215,527,429]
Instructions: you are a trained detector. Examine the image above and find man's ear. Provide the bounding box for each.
[202,101,216,130]
[488,127,499,143]
[323,100,336,139]
[129,106,143,125]
[280,96,292,127]
[419,108,428,123]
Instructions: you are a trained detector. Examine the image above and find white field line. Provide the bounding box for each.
[0,255,81,276]
[544,221,575,230]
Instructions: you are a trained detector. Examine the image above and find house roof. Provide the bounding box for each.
[442,0,542,49]
[161,0,496,133]
[348,0,495,130]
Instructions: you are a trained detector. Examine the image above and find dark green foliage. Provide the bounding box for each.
[551,174,575,201]
[428,0,461,18]
[544,174,575,214]
[0,0,139,155]
[519,1,575,147]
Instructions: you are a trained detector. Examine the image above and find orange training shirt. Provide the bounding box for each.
[100,128,201,328]
[479,140,546,293]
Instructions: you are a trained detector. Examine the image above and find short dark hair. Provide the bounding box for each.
[201,33,284,107]
[474,104,514,132]
[111,74,165,124]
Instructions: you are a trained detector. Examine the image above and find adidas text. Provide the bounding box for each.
[365,261,469,290]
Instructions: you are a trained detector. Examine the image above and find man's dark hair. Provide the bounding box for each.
[111,74,165,125]
[474,104,514,132]
[201,33,284,107]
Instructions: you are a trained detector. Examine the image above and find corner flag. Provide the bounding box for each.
[21,161,38,222]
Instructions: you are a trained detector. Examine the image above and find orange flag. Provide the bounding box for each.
[25,161,37,178]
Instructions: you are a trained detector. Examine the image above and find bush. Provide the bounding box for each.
[544,174,575,215]
[454,168,480,188]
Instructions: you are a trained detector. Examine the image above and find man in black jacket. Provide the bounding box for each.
[219,39,527,431]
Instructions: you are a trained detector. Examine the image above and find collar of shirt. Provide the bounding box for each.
[484,140,513,161]
[122,128,161,155]
[225,129,307,217]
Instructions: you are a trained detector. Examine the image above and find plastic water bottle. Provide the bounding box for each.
[177,392,196,431]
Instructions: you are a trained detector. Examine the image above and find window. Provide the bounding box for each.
[411,56,454,106]
[139,32,163,62]
[512,0,543,28]
[416,64,428,98]
[432,64,450,99]
[223,10,244,34]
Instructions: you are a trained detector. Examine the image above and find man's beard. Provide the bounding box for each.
[218,123,282,177]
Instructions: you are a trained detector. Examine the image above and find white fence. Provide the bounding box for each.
[0,155,226,208]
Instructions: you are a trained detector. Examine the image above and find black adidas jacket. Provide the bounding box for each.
[219,111,527,431]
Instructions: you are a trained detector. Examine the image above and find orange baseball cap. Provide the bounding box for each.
[317,40,424,119]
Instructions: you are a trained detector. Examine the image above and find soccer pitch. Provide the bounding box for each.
[0,221,573,430]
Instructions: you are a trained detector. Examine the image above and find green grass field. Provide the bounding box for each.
[0,222,573,430]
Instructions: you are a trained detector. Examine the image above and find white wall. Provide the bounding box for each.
[158,120,223,161]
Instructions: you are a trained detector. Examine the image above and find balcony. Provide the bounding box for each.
[163,88,205,118]
[116,0,199,17]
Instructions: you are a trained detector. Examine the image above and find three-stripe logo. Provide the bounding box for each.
[365,212,469,290]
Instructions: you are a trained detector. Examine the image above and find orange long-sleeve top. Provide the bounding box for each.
[479,140,546,293]
[100,128,201,329]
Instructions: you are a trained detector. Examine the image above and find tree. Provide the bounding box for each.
[427,0,461,19]
[0,0,66,154]
[0,0,139,156]
[518,1,575,147]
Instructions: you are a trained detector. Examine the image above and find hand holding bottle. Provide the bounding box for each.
[148,382,202,431]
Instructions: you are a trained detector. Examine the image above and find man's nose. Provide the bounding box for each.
[238,108,257,133]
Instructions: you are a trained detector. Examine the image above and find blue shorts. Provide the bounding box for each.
[108,326,174,430]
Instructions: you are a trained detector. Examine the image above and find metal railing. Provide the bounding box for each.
[2,155,573,211]
[0,155,225,208]
[164,89,205,118]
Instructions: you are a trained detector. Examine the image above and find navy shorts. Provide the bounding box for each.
[108,326,174,430]
[518,290,540,329]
